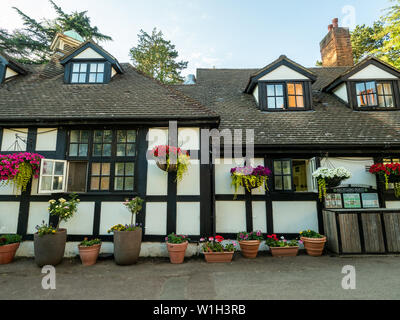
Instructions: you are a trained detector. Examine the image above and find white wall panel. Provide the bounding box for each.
[333,83,348,103]
[252,201,267,233]
[60,202,95,235]
[0,202,20,234]
[36,128,58,151]
[178,128,200,150]
[27,202,49,234]
[100,202,135,235]
[320,157,376,187]
[176,202,200,235]
[145,202,167,235]
[177,159,200,195]
[349,64,398,80]
[1,128,28,151]
[216,201,246,233]
[147,128,168,150]
[146,160,168,195]
[0,183,18,195]
[259,65,309,81]
[74,47,104,59]
[215,158,245,195]
[272,201,318,234]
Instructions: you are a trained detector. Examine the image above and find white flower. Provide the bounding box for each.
[312,167,351,180]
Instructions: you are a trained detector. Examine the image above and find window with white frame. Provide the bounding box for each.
[38,159,67,193]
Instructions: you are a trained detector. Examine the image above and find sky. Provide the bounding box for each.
[0,0,392,76]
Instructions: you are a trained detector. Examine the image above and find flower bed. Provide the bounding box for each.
[0,153,44,193]
[231,165,271,199]
[151,145,190,182]
[312,167,351,200]
[370,163,400,197]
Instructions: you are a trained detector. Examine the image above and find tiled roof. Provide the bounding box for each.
[0,56,219,124]
[174,67,400,146]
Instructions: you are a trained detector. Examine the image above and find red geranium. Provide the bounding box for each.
[151,145,189,158]
[215,235,224,243]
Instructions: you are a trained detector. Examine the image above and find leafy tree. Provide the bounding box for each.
[129,28,188,84]
[0,0,112,64]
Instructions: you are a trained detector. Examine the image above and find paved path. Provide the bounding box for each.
[1,253,400,300]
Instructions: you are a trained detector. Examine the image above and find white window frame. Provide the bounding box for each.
[307,157,318,193]
[38,159,68,194]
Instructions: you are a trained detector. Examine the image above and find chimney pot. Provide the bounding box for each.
[328,24,333,32]
[332,18,339,28]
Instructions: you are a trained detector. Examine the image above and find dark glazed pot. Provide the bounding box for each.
[113,228,142,265]
[34,229,67,267]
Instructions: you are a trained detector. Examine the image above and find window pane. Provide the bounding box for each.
[79,144,88,156]
[115,163,125,175]
[356,83,366,95]
[114,177,124,190]
[368,94,377,105]
[276,97,284,109]
[275,85,283,96]
[378,96,386,107]
[41,176,52,191]
[70,130,80,142]
[96,73,104,83]
[127,130,136,142]
[89,73,96,83]
[377,83,384,95]
[93,144,102,156]
[125,163,134,175]
[54,162,64,175]
[267,85,275,96]
[274,161,282,175]
[117,144,125,156]
[94,131,103,143]
[103,144,112,156]
[97,63,105,73]
[117,131,127,143]
[79,74,86,83]
[385,95,394,108]
[282,161,291,175]
[295,83,303,95]
[283,175,292,190]
[69,144,78,156]
[358,95,367,107]
[72,64,80,72]
[91,177,100,190]
[90,63,98,72]
[288,96,296,107]
[274,176,283,190]
[42,160,54,175]
[104,130,113,142]
[267,97,276,109]
[125,177,134,190]
[80,64,87,72]
[365,81,376,94]
[296,96,304,107]
[287,83,295,95]
[100,177,109,190]
[71,73,79,83]
[102,163,110,175]
[53,176,64,190]
[383,83,392,94]
[126,144,135,156]
[81,131,89,143]
[92,163,101,175]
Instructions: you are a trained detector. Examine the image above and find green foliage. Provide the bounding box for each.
[79,237,101,247]
[231,174,268,200]
[123,197,144,225]
[0,0,112,64]
[266,235,299,248]
[166,233,190,244]
[12,162,33,194]
[200,237,238,252]
[35,221,57,237]
[48,193,80,230]
[0,234,22,246]
[237,231,264,241]
[351,22,386,63]
[129,28,188,84]
[299,230,324,239]
[107,223,142,233]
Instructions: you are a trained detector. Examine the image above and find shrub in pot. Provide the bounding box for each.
[165,233,190,264]
[34,193,80,267]
[266,234,301,257]
[200,236,238,263]
[237,231,264,259]
[108,197,144,265]
[299,230,327,257]
[78,238,102,266]
[0,234,22,264]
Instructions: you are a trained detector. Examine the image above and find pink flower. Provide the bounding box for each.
[209,237,214,241]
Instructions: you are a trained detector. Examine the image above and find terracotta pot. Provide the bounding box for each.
[34,229,67,267]
[203,251,234,263]
[0,242,20,264]
[239,240,261,259]
[167,242,188,264]
[156,161,178,172]
[78,243,101,266]
[113,228,142,265]
[301,236,327,256]
[270,246,299,257]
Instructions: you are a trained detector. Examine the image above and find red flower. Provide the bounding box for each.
[215,235,224,243]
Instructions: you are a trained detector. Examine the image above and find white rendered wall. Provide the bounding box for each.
[272,201,318,233]
[349,64,398,80]
[0,183,19,195]
[320,157,376,187]
[74,47,104,59]
[146,160,168,195]
[214,158,245,195]
[35,128,58,151]
[252,201,267,233]
[147,128,168,150]
[259,65,309,81]
[27,202,49,234]
[1,128,28,151]
[333,83,348,103]
[145,202,167,235]
[59,202,95,235]
[100,202,135,235]
[176,202,200,235]
[178,127,200,150]
[215,201,246,233]
[177,159,200,195]
[0,202,20,234]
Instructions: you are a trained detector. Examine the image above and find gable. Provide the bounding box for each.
[5,67,18,79]
[258,65,309,81]
[349,64,398,80]
[74,47,105,60]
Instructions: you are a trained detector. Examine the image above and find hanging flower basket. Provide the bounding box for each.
[230,165,271,199]
[369,163,400,197]
[0,153,44,194]
[312,167,352,201]
[151,145,190,182]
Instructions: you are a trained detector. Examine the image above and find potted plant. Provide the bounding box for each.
[369,163,400,197]
[312,167,352,200]
[78,238,102,266]
[266,234,301,257]
[231,165,271,199]
[151,145,190,182]
[299,230,327,257]
[108,197,144,265]
[165,233,190,264]
[237,231,264,259]
[0,234,22,264]
[200,236,238,263]
[34,193,80,267]
[0,152,44,193]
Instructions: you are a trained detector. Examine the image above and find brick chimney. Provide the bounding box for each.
[320,18,354,67]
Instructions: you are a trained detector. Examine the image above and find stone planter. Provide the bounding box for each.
[301,236,327,256]
[0,242,20,264]
[156,161,177,172]
[203,251,234,263]
[167,242,188,264]
[113,228,142,265]
[239,240,261,259]
[270,246,299,257]
[78,243,102,266]
[34,229,67,267]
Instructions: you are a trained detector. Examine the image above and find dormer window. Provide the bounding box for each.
[71,62,105,84]
[261,81,307,110]
[356,81,394,108]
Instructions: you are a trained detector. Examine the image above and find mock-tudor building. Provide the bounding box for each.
[1,20,400,256]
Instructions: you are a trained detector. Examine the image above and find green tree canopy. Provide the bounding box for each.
[129,28,188,84]
[0,0,112,64]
